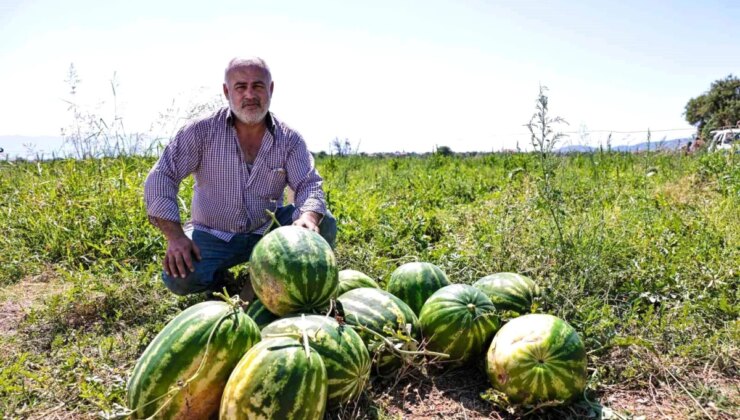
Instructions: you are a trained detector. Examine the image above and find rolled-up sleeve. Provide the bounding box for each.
[286,133,326,221]
[144,123,203,223]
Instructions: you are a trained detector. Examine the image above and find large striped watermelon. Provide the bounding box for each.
[386,262,450,315]
[249,226,338,316]
[127,301,260,419]
[472,272,539,314]
[336,269,379,296]
[220,336,328,420]
[244,297,279,329]
[486,314,587,405]
[337,288,420,374]
[261,315,371,408]
[419,284,500,366]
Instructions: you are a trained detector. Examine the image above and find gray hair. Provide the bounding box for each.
[224,57,272,84]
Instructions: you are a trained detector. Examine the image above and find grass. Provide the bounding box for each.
[0,148,738,418]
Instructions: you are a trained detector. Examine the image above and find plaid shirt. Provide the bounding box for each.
[144,108,326,241]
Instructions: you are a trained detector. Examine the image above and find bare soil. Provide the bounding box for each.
[360,365,738,419]
[371,366,497,419]
[0,270,63,338]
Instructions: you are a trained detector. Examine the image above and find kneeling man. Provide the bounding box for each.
[144,57,335,298]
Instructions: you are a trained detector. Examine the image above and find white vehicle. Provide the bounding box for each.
[708,128,740,151]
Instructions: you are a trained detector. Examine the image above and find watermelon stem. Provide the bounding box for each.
[262,329,321,347]
[473,311,500,323]
[345,315,449,359]
[300,314,311,359]
[262,331,321,341]
[264,209,281,232]
[212,287,246,312]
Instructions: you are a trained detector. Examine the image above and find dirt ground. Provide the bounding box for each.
[0,270,62,339]
[1,275,736,420]
[365,365,738,419]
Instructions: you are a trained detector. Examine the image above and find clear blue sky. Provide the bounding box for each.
[0,0,738,154]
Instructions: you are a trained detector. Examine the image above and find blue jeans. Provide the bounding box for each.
[162,205,337,296]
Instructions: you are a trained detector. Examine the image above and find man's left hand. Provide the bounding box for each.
[293,211,321,233]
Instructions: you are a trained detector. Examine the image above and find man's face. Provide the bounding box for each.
[223,65,274,126]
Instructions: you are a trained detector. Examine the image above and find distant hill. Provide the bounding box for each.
[0,135,67,158]
[557,137,692,153]
[556,145,596,153]
[612,138,692,152]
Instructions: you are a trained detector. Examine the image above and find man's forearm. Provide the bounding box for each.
[149,216,186,241]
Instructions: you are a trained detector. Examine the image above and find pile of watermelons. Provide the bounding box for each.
[126,226,588,419]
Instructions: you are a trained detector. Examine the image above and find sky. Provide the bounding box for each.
[0,0,738,155]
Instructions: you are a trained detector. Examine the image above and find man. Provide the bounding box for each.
[144,57,336,298]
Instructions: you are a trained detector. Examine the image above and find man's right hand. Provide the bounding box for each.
[149,217,202,278]
[164,234,201,278]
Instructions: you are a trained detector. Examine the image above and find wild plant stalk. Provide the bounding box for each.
[59,64,221,161]
[525,85,569,251]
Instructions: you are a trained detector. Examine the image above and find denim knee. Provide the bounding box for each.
[319,209,337,249]
[162,270,212,296]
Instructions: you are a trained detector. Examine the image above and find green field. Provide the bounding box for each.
[0,150,738,418]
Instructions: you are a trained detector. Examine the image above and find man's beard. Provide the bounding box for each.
[230,98,270,125]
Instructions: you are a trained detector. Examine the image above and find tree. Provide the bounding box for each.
[435,145,453,156]
[330,137,358,156]
[684,75,740,139]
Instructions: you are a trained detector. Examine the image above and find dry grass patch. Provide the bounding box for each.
[0,268,67,338]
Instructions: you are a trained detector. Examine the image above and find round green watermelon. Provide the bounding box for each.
[336,269,379,296]
[262,315,371,408]
[221,336,328,419]
[244,297,279,329]
[249,226,338,316]
[473,272,539,314]
[386,262,450,315]
[486,314,587,405]
[419,284,500,366]
[127,301,261,419]
[337,288,420,375]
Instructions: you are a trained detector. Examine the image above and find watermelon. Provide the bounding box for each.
[127,301,260,419]
[486,314,587,405]
[337,288,420,374]
[262,315,371,408]
[336,269,379,296]
[249,226,338,316]
[419,284,500,366]
[245,298,279,329]
[220,337,328,420]
[472,272,539,314]
[386,262,450,315]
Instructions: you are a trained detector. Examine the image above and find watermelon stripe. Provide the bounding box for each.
[220,337,327,419]
[127,301,260,419]
[386,262,450,315]
[340,291,418,337]
[338,288,420,374]
[486,314,587,405]
[131,308,218,407]
[261,316,370,408]
[419,285,500,366]
[473,273,539,314]
[336,270,379,296]
[245,298,279,329]
[250,227,338,316]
